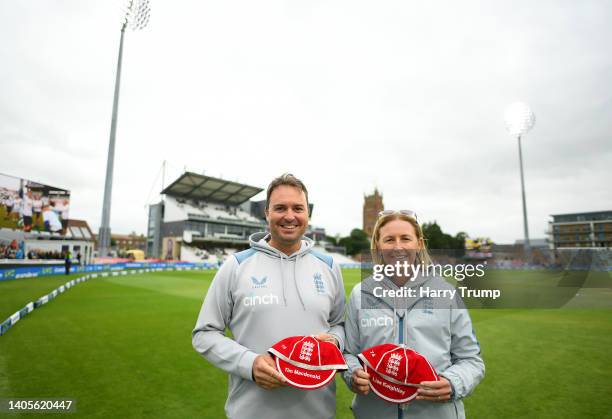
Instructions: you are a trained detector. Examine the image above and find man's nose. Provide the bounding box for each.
[283,209,296,220]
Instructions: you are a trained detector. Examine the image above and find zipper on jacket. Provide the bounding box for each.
[398,316,404,419]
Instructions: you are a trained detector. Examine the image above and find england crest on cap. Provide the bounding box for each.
[269,335,348,390]
[358,343,440,403]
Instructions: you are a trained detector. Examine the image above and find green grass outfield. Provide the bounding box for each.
[1,269,611,418]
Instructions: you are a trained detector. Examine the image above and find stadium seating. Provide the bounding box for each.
[169,198,261,224]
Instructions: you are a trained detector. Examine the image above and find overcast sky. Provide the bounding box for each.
[1,0,611,243]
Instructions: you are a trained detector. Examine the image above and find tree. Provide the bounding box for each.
[337,223,467,257]
[422,222,448,249]
[339,228,370,256]
[325,235,338,246]
[421,221,466,256]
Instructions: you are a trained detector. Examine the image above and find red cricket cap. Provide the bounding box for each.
[268,335,348,390]
[358,343,440,404]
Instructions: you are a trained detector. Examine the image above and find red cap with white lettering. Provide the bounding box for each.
[269,335,347,390]
[358,343,440,403]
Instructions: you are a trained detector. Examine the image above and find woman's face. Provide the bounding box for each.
[377,218,422,265]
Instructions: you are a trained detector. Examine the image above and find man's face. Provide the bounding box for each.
[266,185,309,250]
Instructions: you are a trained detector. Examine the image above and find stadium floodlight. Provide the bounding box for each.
[504,102,535,138]
[98,0,150,257]
[504,102,535,253]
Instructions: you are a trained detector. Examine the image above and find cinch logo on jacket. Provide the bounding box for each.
[243,293,280,306]
[360,314,393,328]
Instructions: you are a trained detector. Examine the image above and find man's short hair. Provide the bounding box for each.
[266,173,309,210]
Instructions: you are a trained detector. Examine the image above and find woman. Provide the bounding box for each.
[342,210,484,419]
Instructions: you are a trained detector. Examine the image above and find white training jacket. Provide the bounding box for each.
[342,274,485,419]
[192,232,346,419]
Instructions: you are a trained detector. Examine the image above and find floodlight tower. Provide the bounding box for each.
[97,0,150,257]
[504,102,536,253]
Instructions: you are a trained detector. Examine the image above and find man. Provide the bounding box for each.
[64,249,72,275]
[60,199,70,233]
[192,174,346,419]
[32,193,42,226]
[11,195,22,224]
[22,190,34,232]
[4,193,14,221]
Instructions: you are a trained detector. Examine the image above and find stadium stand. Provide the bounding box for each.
[312,246,356,265]
[146,172,268,260]
[146,171,352,263]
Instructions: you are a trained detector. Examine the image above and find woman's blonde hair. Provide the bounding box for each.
[370,213,432,265]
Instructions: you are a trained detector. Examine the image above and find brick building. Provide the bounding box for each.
[548,210,612,249]
[363,189,384,237]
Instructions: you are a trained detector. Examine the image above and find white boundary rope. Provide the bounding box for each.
[0,266,209,337]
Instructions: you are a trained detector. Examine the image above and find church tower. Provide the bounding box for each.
[363,188,384,237]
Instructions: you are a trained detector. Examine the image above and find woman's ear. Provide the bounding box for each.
[418,238,426,249]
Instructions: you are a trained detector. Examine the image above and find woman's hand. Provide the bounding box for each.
[351,368,371,395]
[416,377,452,402]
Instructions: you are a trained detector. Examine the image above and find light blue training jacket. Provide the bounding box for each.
[192,232,346,419]
[342,274,485,419]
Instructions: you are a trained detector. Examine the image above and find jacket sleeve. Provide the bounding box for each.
[192,257,258,381]
[326,261,346,352]
[342,286,362,391]
[440,306,485,400]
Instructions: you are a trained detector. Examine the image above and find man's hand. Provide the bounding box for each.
[416,377,452,402]
[351,368,370,395]
[252,354,286,390]
[314,333,339,348]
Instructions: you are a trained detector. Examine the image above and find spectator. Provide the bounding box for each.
[64,250,72,275]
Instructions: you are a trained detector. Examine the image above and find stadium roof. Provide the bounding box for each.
[161,172,263,205]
